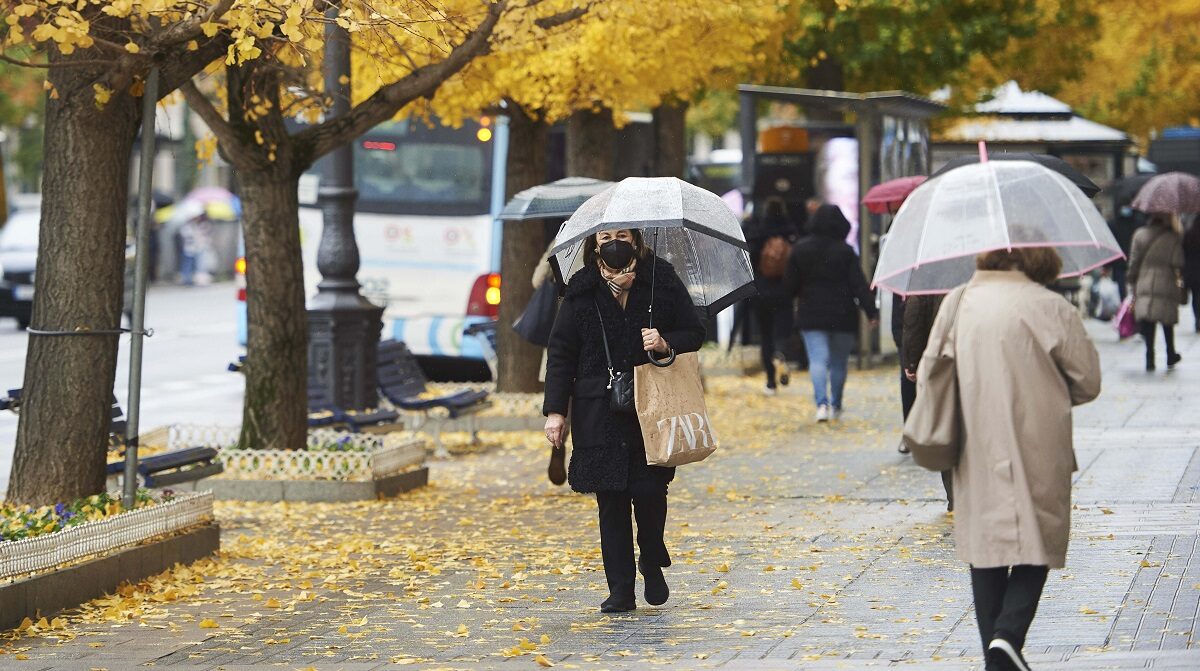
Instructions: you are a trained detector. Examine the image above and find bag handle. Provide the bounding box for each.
[646,227,676,367]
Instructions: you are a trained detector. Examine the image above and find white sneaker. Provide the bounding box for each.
[763,386,777,397]
[815,405,830,422]
[831,407,843,421]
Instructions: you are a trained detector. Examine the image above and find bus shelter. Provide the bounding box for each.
[737,84,945,360]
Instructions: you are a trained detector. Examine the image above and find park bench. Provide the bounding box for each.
[229,355,401,432]
[1,387,223,488]
[376,339,491,455]
[105,446,223,488]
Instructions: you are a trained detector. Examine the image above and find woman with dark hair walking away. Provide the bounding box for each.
[542,228,705,612]
[784,204,878,422]
[923,247,1101,671]
[1128,213,1185,370]
[746,198,800,395]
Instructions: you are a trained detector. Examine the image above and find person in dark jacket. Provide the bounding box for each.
[542,227,706,613]
[1183,214,1200,332]
[784,205,879,422]
[746,198,800,394]
[901,293,953,510]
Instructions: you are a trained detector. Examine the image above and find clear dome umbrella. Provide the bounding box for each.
[549,177,756,317]
[873,160,1124,296]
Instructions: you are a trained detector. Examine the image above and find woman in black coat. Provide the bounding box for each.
[784,204,878,422]
[542,228,706,613]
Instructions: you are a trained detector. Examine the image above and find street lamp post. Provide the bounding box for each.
[307,2,384,411]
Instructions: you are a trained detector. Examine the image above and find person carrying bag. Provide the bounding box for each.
[542,228,706,613]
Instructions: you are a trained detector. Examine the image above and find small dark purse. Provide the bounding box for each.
[594,301,635,414]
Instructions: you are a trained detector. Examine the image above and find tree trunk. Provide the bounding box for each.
[495,107,549,393]
[237,174,309,450]
[8,61,139,505]
[566,108,616,180]
[653,100,689,179]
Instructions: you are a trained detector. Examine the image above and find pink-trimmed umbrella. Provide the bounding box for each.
[1132,171,1200,214]
[872,159,1124,296]
[862,176,927,214]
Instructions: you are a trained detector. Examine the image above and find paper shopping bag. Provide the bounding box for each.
[634,352,718,467]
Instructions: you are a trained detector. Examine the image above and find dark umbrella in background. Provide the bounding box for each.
[931,152,1101,197]
[500,177,615,221]
[1107,174,1155,209]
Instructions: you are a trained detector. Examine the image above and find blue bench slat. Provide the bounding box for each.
[106,447,219,475]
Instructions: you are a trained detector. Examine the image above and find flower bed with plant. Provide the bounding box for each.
[1,490,166,543]
[1,491,214,581]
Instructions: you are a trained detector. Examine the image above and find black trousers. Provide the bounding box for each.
[756,301,792,388]
[970,565,1049,654]
[595,482,669,600]
[900,367,953,507]
[1139,320,1177,364]
[900,367,917,418]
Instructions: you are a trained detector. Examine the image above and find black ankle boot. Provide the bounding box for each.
[1147,351,1156,372]
[600,594,635,613]
[1168,352,1182,369]
[639,560,669,606]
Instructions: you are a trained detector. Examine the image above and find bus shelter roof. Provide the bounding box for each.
[737,84,945,120]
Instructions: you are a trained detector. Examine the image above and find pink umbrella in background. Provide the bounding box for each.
[1132,172,1200,213]
[863,176,928,215]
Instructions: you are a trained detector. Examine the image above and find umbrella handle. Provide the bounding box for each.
[647,348,676,367]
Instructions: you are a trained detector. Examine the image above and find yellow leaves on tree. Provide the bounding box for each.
[1054,0,1200,141]
[430,0,783,126]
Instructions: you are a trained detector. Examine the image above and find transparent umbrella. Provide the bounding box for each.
[550,177,755,316]
[873,160,1124,296]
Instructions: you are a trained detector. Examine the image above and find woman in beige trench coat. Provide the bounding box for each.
[1127,213,1185,371]
[921,247,1101,671]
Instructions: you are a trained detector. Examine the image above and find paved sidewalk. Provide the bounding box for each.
[3,316,1198,670]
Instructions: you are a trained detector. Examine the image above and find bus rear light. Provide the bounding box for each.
[237,287,247,302]
[466,273,501,318]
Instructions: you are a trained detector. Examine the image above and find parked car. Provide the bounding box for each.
[0,195,138,330]
[0,199,39,329]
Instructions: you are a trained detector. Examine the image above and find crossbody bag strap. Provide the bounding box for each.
[943,287,969,356]
[593,300,617,387]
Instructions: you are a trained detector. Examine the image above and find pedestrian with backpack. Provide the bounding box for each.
[746,198,799,395]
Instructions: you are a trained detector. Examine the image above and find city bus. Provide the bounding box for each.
[237,114,655,380]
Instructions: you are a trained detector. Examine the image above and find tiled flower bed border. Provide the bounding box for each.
[165,426,428,502]
[0,492,214,582]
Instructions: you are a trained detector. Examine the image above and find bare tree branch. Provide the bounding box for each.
[180,78,251,167]
[148,0,238,51]
[158,36,233,96]
[535,5,590,30]
[297,0,508,161]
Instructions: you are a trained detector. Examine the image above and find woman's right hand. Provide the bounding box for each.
[544,413,567,448]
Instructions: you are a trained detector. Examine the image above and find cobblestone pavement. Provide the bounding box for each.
[4,317,1198,670]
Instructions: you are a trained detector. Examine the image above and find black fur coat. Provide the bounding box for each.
[542,256,706,493]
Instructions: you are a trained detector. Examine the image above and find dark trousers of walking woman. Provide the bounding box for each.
[1139,320,1178,369]
[756,299,794,389]
[596,479,669,602]
[971,565,1049,657]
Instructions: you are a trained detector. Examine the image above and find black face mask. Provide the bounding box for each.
[598,239,636,269]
